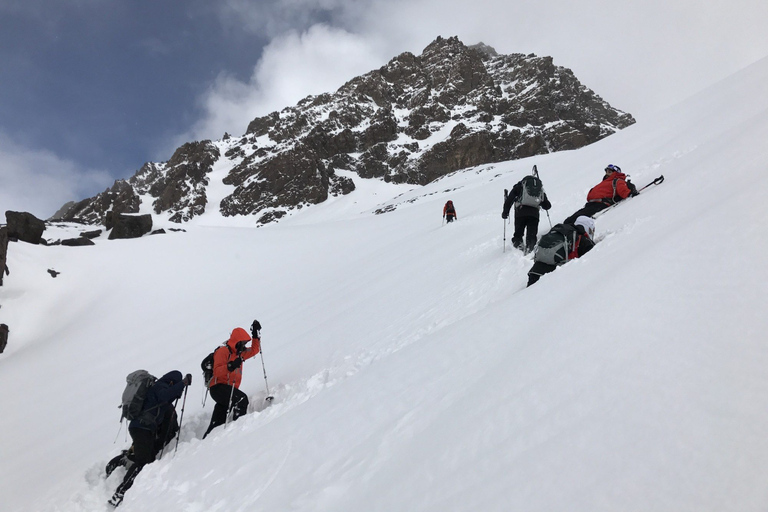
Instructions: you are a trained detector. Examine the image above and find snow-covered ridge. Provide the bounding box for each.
[56,36,634,228]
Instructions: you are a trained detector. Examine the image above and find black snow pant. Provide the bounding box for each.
[111,411,178,500]
[563,202,610,225]
[513,214,540,253]
[527,261,557,287]
[203,383,249,438]
[112,428,154,499]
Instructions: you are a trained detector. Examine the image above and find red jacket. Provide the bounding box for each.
[443,201,457,218]
[586,171,632,205]
[209,327,261,389]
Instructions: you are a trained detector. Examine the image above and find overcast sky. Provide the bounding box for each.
[2,0,767,218]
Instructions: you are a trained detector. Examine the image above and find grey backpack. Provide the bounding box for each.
[517,176,545,208]
[534,224,578,265]
[120,370,156,421]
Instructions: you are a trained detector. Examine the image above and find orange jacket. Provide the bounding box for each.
[443,202,457,218]
[209,327,261,389]
[586,171,632,205]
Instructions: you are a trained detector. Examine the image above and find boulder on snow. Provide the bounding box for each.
[80,229,102,239]
[5,211,46,245]
[0,226,8,286]
[61,237,95,247]
[107,213,153,240]
[0,323,8,353]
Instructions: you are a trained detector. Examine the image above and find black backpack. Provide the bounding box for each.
[534,224,578,265]
[201,351,215,388]
[517,176,544,207]
[201,345,227,388]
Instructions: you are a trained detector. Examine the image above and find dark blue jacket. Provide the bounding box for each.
[130,370,185,432]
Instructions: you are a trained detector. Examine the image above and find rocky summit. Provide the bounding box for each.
[57,36,635,226]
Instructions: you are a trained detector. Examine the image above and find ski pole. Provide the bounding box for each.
[502,218,506,253]
[502,189,508,253]
[638,175,664,192]
[545,209,552,229]
[225,380,236,426]
[174,386,188,454]
[260,348,274,402]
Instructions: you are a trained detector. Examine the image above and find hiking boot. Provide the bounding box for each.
[105,451,130,477]
[108,492,124,507]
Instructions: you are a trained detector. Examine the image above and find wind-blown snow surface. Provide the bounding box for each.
[2,56,768,512]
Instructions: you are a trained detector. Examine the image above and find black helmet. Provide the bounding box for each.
[605,164,621,173]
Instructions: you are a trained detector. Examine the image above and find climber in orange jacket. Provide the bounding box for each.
[203,324,261,438]
[564,164,638,224]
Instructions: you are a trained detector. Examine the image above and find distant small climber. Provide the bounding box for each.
[47,269,60,278]
[443,200,457,223]
[527,216,596,286]
[564,164,638,224]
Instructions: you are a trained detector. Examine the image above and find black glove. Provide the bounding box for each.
[251,320,261,338]
[227,357,242,371]
[501,212,508,220]
[627,181,639,197]
[183,373,192,386]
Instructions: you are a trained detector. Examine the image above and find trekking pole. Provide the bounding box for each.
[545,209,552,229]
[260,348,274,402]
[638,175,664,192]
[502,217,506,253]
[225,380,236,427]
[174,386,188,454]
[502,189,508,253]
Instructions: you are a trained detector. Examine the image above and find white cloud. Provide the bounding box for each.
[176,24,390,144]
[0,134,112,220]
[171,0,768,152]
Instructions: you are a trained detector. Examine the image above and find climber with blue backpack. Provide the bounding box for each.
[107,370,191,508]
[527,216,595,287]
[502,170,552,253]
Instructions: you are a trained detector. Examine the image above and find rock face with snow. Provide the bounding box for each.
[55,36,634,226]
[107,213,153,240]
[5,211,46,244]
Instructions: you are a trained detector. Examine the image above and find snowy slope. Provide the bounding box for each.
[1,55,768,512]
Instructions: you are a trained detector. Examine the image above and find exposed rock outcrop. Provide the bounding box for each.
[5,211,46,245]
[55,36,634,226]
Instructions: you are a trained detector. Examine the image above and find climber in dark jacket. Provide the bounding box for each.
[502,175,552,253]
[527,216,596,287]
[107,370,191,508]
